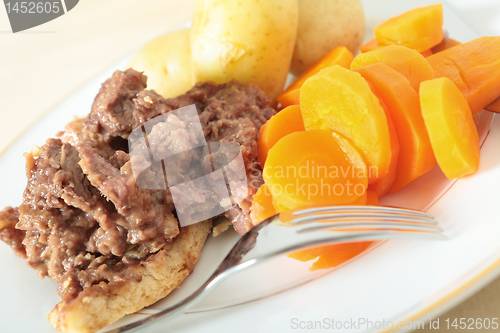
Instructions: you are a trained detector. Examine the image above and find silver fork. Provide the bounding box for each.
[110,205,445,333]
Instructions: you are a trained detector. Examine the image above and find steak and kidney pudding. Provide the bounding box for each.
[0,69,275,332]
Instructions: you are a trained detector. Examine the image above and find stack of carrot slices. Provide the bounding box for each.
[252,3,499,270]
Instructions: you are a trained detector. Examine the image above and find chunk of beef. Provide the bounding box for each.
[13,137,179,301]
[77,143,179,244]
[21,138,98,213]
[85,69,181,141]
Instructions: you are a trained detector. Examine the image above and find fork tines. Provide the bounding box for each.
[281,205,441,235]
[292,205,433,218]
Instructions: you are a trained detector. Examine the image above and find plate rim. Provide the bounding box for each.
[389,254,500,332]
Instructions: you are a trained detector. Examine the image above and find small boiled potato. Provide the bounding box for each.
[291,0,365,76]
[190,0,299,100]
[128,29,193,98]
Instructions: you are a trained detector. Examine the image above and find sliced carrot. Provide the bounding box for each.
[351,45,435,92]
[277,47,354,108]
[300,65,392,184]
[250,183,367,227]
[360,38,385,53]
[276,87,300,108]
[420,48,434,57]
[366,190,379,205]
[486,96,500,113]
[258,105,305,167]
[250,184,276,225]
[285,47,353,93]
[352,191,368,205]
[361,41,434,58]
[396,30,444,53]
[268,99,279,110]
[374,4,444,52]
[431,38,461,54]
[263,130,368,212]
[353,63,436,192]
[427,36,500,114]
[364,81,400,197]
[287,241,374,271]
[420,77,480,179]
[287,190,374,272]
[251,178,370,229]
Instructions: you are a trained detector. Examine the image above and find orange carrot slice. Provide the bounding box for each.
[277,47,353,108]
[263,130,368,212]
[486,96,500,113]
[396,30,444,53]
[427,36,500,114]
[420,49,434,57]
[351,45,435,92]
[352,191,368,205]
[285,47,353,93]
[287,241,374,271]
[250,182,367,227]
[250,184,276,225]
[276,87,300,108]
[374,4,444,52]
[300,65,392,184]
[353,63,436,192]
[431,37,461,54]
[361,41,435,59]
[420,77,480,179]
[258,105,305,167]
[364,81,400,197]
[366,190,379,205]
[360,38,385,53]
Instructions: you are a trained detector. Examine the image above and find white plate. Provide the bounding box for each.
[1,1,500,332]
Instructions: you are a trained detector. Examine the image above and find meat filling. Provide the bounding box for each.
[0,69,275,302]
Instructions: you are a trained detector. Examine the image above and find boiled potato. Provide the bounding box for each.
[190,0,299,100]
[128,29,193,98]
[291,0,365,75]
